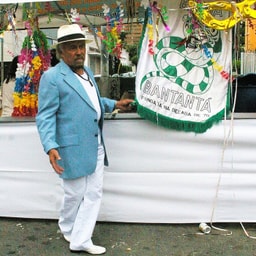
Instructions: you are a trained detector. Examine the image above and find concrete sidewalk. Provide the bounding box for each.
[1,218,256,255]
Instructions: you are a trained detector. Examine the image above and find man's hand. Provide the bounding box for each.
[48,149,64,175]
[115,99,134,112]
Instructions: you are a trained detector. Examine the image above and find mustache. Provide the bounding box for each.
[74,56,84,60]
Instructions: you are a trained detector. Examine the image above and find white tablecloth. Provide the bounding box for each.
[0,115,256,223]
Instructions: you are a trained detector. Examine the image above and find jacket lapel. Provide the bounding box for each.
[60,61,95,110]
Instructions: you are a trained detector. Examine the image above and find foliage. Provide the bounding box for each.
[125,44,138,66]
[119,65,132,73]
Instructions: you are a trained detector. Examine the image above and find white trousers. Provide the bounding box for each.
[58,145,105,250]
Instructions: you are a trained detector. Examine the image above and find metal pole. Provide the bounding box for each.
[0,36,4,87]
[98,26,110,97]
[0,4,4,88]
[0,36,3,111]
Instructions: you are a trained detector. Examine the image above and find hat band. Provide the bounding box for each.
[58,33,85,43]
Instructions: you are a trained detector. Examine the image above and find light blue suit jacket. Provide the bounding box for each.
[36,60,116,179]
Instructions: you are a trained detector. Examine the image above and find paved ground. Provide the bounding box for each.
[1,218,256,256]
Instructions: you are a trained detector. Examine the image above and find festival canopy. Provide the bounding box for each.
[0,0,57,3]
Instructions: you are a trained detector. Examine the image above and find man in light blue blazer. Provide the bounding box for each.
[36,24,133,255]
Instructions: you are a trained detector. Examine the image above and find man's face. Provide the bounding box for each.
[59,40,86,71]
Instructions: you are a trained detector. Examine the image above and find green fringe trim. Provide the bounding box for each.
[136,100,230,134]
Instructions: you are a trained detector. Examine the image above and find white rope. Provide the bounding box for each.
[240,222,256,239]
[209,29,235,236]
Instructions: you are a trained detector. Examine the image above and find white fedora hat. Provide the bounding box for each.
[57,24,93,44]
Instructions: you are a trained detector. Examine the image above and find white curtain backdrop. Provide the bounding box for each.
[0,115,256,223]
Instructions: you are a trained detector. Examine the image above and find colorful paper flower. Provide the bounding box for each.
[12,16,50,117]
[96,2,124,59]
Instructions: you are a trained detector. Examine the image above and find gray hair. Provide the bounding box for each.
[56,44,64,60]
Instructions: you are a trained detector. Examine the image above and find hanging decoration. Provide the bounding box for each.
[12,11,51,117]
[0,4,18,35]
[143,1,171,55]
[146,3,154,55]
[151,1,170,32]
[95,1,124,59]
[70,8,80,23]
[181,3,230,81]
[188,0,256,30]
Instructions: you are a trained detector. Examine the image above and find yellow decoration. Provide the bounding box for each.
[13,92,21,108]
[189,0,256,30]
[31,55,42,70]
[147,24,154,40]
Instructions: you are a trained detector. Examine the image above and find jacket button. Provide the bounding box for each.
[94,119,97,122]
[95,134,98,137]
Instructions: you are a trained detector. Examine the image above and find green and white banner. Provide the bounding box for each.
[136,5,231,133]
